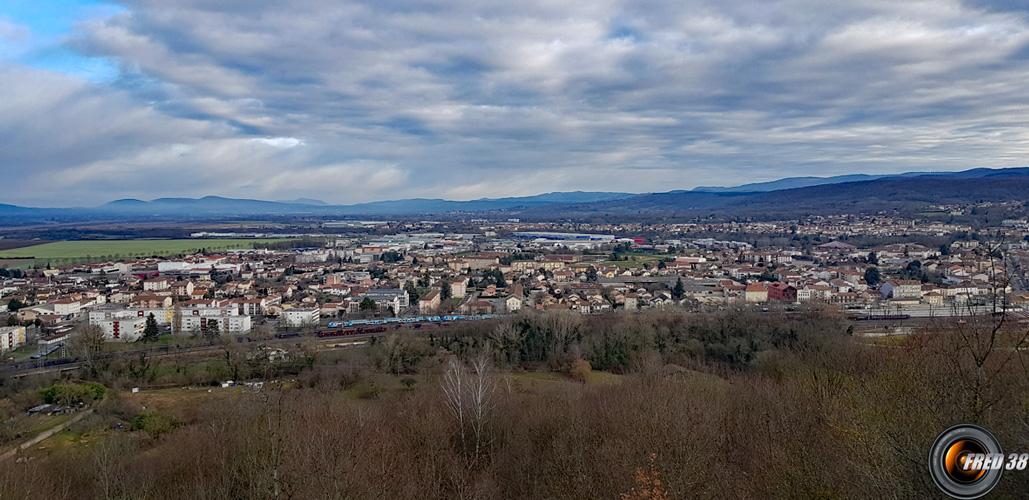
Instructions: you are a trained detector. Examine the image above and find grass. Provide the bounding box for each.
[24,414,73,436]
[0,238,286,267]
[3,343,55,362]
[857,334,912,347]
[0,413,73,448]
[42,427,96,452]
[100,334,186,353]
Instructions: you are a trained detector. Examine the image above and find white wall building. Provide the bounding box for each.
[94,317,146,342]
[282,308,320,328]
[179,307,252,335]
[89,304,250,338]
[0,326,26,352]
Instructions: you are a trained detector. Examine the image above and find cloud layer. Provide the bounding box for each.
[3,0,1029,206]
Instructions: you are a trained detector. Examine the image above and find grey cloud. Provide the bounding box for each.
[3,0,1029,205]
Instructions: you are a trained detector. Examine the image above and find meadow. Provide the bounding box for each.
[0,239,285,266]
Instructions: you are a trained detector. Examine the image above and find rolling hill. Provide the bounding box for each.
[0,167,1026,222]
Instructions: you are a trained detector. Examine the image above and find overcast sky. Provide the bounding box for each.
[2,1,1029,207]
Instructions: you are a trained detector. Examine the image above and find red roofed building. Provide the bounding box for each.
[767,282,797,303]
[744,282,768,303]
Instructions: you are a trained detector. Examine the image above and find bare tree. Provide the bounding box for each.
[70,324,108,377]
[94,434,139,499]
[441,351,497,466]
[947,240,1029,420]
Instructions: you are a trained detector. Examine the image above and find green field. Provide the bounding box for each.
[0,239,286,266]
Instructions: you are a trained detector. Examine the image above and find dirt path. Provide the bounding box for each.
[0,409,94,461]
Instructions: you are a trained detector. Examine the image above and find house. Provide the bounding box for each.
[320,302,345,318]
[623,293,638,310]
[504,296,523,313]
[744,282,768,303]
[131,294,173,309]
[418,289,441,314]
[448,278,468,299]
[172,280,195,297]
[922,291,945,305]
[460,300,495,315]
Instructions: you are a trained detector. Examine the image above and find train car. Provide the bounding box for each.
[848,314,912,321]
[327,313,501,331]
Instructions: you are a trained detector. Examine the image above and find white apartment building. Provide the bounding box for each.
[89,306,174,327]
[179,307,252,335]
[363,288,410,313]
[143,278,171,291]
[51,298,82,316]
[282,308,320,328]
[94,316,146,342]
[0,326,26,352]
[89,304,250,339]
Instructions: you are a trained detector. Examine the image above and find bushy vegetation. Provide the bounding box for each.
[433,307,843,372]
[131,411,177,438]
[1,309,1027,499]
[38,382,106,406]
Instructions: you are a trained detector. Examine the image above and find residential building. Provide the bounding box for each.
[282,307,321,328]
[0,326,26,352]
[744,282,768,303]
[418,289,441,314]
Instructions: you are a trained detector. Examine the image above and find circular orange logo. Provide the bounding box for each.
[943,439,988,484]
[929,425,1003,499]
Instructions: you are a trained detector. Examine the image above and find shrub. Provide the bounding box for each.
[39,382,106,405]
[132,411,177,438]
[569,359,592,383]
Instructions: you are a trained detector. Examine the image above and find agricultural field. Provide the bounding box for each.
[0,238,286,267]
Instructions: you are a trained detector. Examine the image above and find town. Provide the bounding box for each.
[2,206,1027,358]
[7,0,1029,496]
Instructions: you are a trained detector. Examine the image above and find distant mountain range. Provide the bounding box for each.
[1,167,1027,221]
[87,191,637,217]
[691,167,1029,192]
